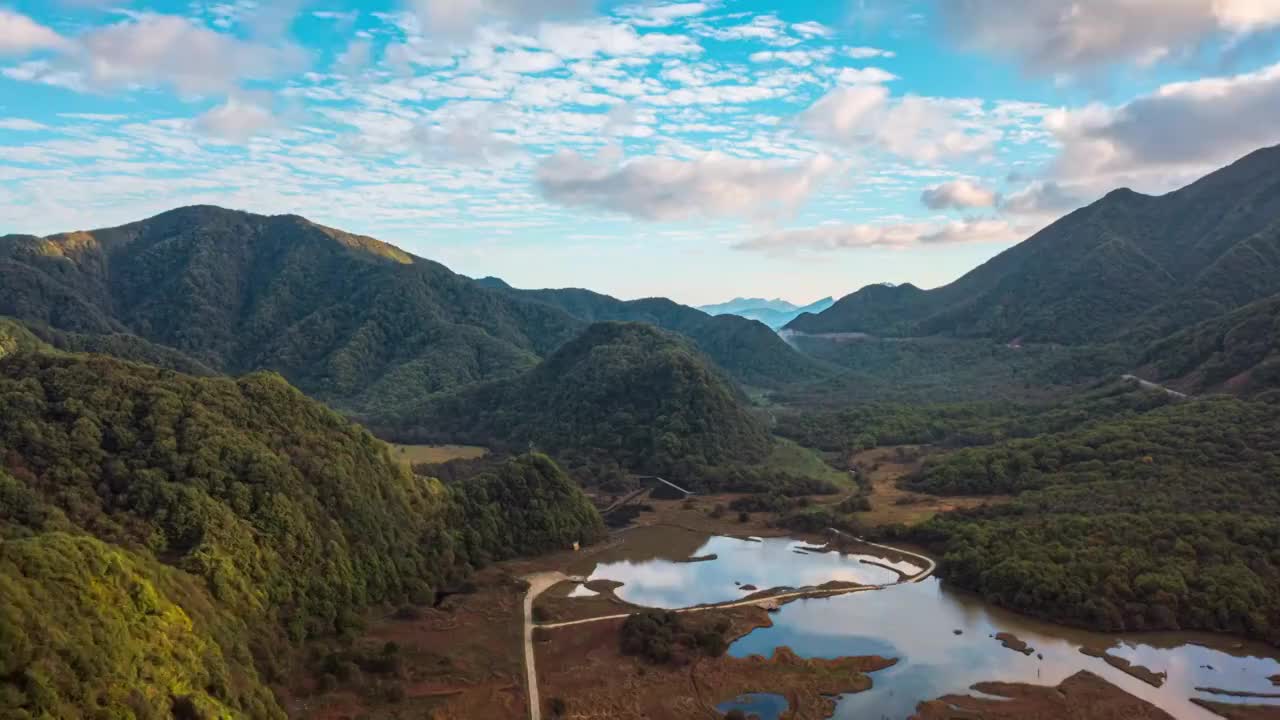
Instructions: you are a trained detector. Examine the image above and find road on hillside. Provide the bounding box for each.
[1121,374,1188,399]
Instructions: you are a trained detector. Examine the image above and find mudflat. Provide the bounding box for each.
[911,670,1177,720]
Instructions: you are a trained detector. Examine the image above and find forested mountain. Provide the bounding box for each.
[0,206,582,412]
[378,322,774,482]
[788,145,1280,345]
[479,283,830,388]
[0,348,602,718]
[0,207,816,414]
[1140,293,1280,395]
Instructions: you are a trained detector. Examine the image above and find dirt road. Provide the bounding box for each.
[523,571,578,720]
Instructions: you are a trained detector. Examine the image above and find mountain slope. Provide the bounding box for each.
[0,348,602,718]
[1,207,818,411]
[1140,293,1280,395]
[382,322,773,476]
[788,145,1280,344]
[484,285,830,388]
[0,207,588,411]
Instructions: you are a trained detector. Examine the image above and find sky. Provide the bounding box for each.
[3,1,1280,305]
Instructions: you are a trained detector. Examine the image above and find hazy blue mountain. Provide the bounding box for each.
[700,296,835,329]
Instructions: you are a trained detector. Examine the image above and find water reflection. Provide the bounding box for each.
[567,529,1280,718]
[569,526,902,608]
[716,692,789,719]
[730,579,1280,720]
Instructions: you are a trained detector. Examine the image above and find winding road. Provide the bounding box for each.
[519,535,937,720]
[827,528,937,583]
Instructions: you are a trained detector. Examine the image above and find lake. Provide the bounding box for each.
[568,527,1280,719]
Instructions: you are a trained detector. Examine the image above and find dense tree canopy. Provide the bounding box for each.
[381,322,775,484]
[0,350,603,718]
[909,395,1280,644]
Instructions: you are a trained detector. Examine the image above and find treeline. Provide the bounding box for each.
[776,335,1134,407]
[777,380,1175,456]
[0,351,603,718]
[909,395,1280,644]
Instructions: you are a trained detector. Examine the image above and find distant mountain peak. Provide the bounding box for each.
[786,145,1280,343]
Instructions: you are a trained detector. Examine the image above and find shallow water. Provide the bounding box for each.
[570,526,904,608]
[716,692,789,719]
[730,578,1280,720]
[570,528,1280,719]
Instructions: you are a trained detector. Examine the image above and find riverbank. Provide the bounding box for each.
[533,603,897,719]
[912,670,1176,720]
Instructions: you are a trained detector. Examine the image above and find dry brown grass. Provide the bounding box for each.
[388,443,488,469]
[849,446,1005,527]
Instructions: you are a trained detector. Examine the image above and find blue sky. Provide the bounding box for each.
[3,1,1280,305]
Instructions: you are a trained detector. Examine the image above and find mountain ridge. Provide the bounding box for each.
[0,206,818,414]
[700,296,836,329]
[787,145,1280,345]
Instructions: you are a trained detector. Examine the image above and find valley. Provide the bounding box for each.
[3,146,1280,720]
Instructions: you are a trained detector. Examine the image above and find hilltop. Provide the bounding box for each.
[382,322,770,474]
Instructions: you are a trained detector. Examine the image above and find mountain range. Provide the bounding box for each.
[788,144,1280,350]
[0,206,820,418]
[699,296,835,329]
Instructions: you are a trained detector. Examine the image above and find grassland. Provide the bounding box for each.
[388,443,488,469]
[761,437,851,489]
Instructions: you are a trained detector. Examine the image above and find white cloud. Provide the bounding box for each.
[921,179,999,209]
[195,95,277,142]
[8,14,308,96]
[538,21,702,59]
[1000,180,1088,216]
[405,0,595,37]
[734,218,1023,252]
[801,85,1001,163]
[834,67,898,84]
[749,48,834,67]
[0,9,67,56]
[1046,59,1280,189]
[791,21,835,38]
[314,10,360,25]
[937,0,1280,73]
[536,146,838,221]
[410,109,524,164]
[0,118,49,131]
[617,2,712,27]
[845,46,895,59]
[694,14,800,46]
[334,38,372,75]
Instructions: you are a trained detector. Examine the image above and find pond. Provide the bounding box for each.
[568,527,1280,719]
[731,574,1280,719]
[569,526,907,608]
[716,692,789,719]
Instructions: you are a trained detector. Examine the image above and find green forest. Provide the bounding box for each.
[377,322,808,492]
[0,350,603,719]
[908,395,1280,643]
